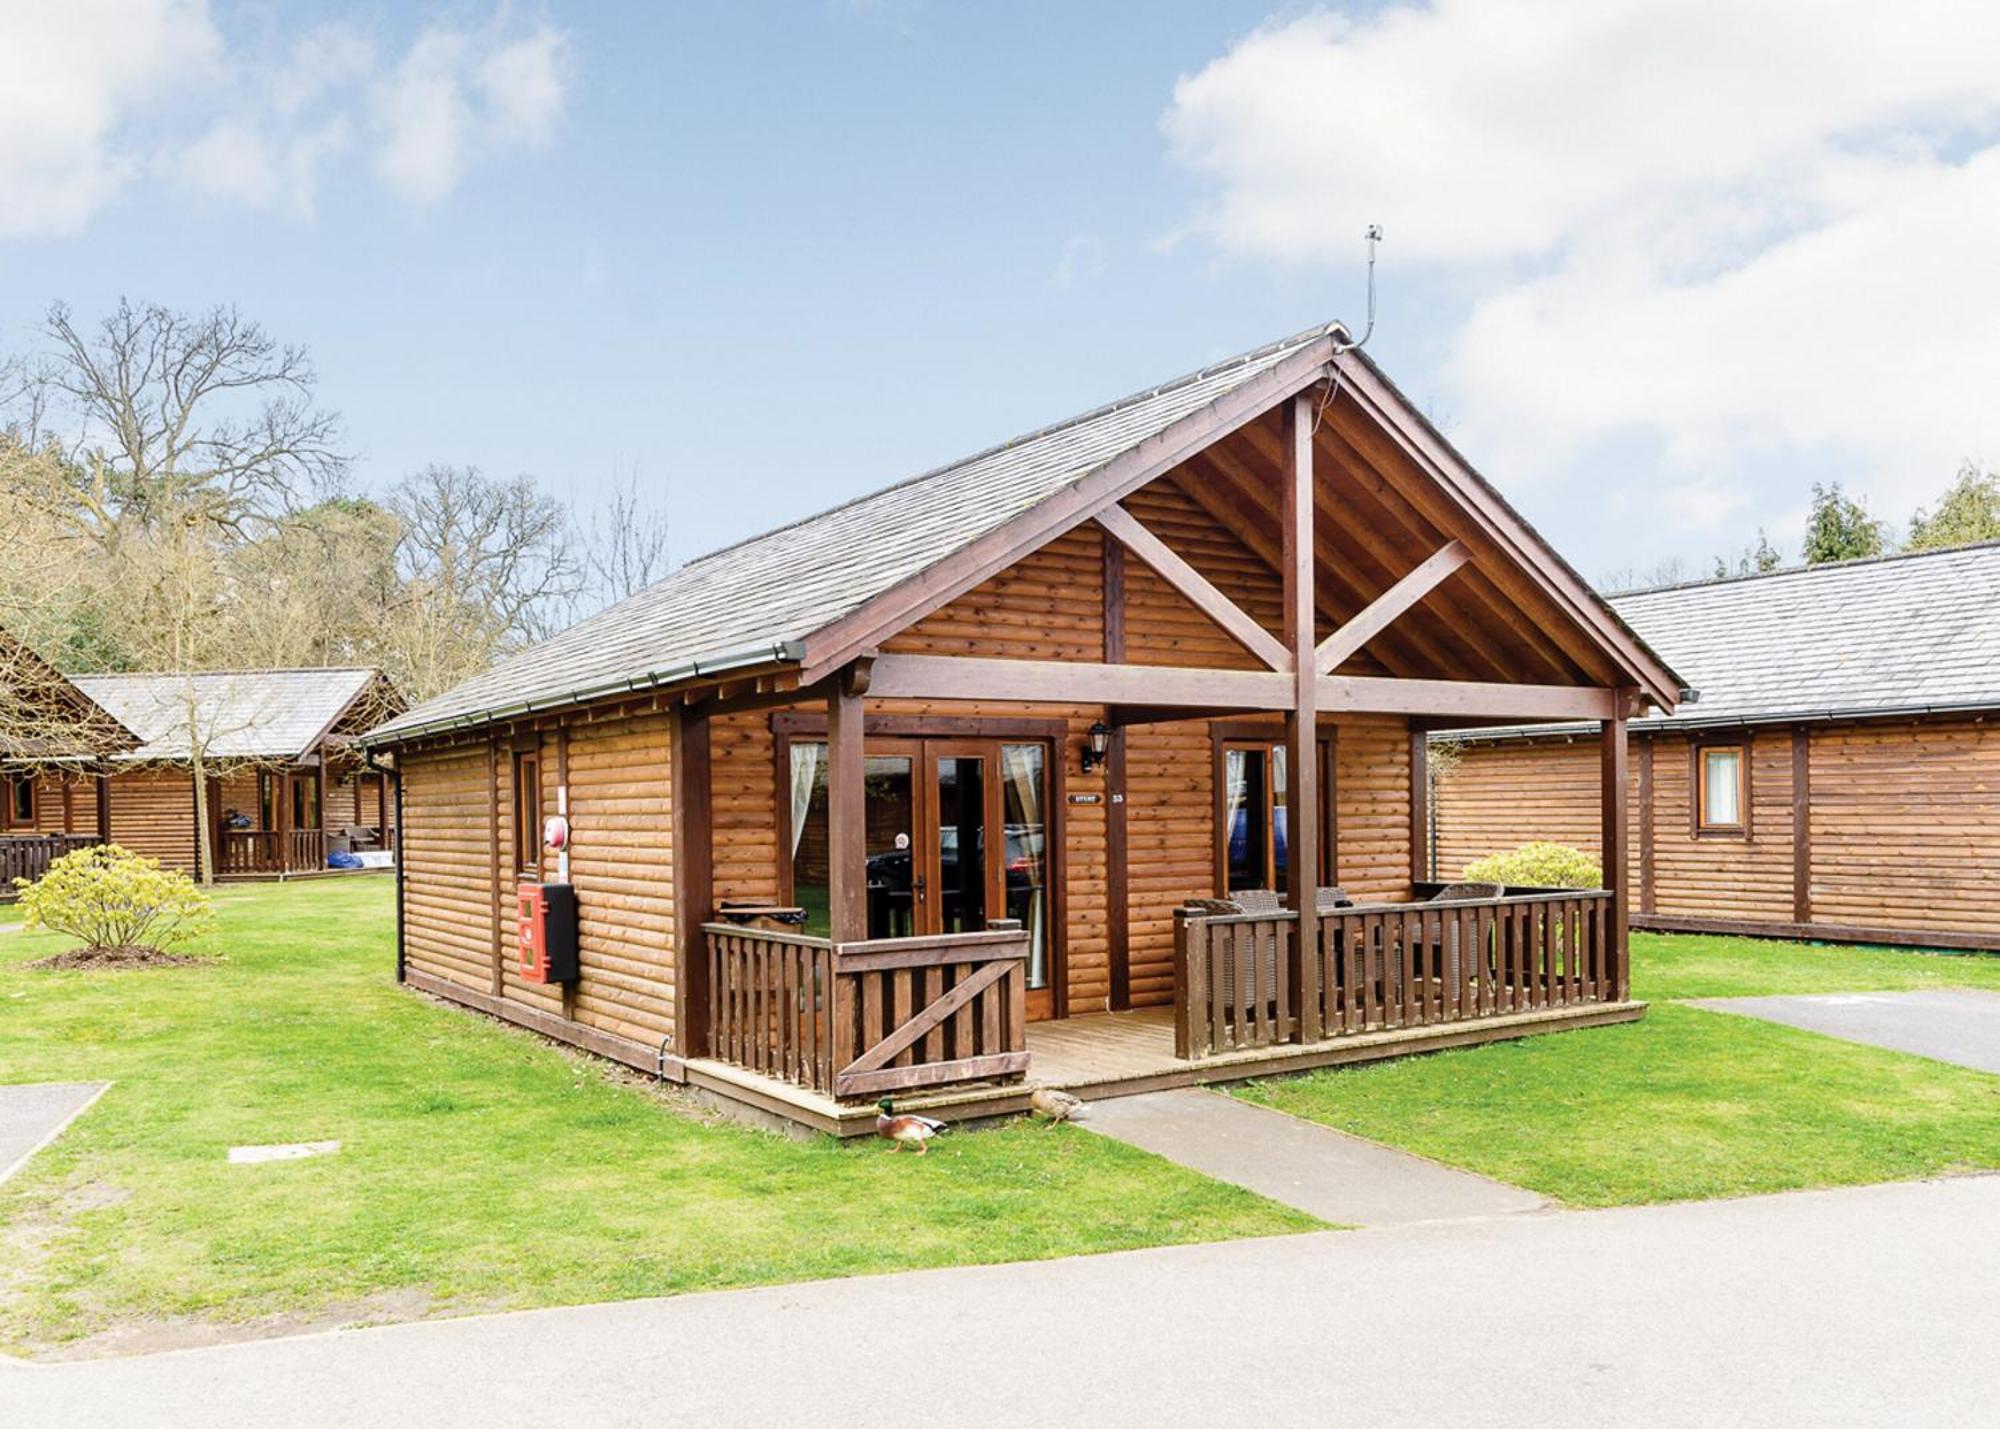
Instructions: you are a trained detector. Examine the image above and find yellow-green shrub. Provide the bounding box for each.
[1462,841,1603,890]
[15,843,216,953]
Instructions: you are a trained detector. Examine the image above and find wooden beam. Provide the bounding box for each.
[1282,394,1322,1041]
[1601,699,1630,1001]
[1328,348,1682,707]
[826,676,867,942]
[1315,540,1471,674]
[671,708,713,1056]
[798,342,1338,683]
[1104,533,1131,1012]
[868,654,1296,710]
[1317,675,1617,720]
[1637,738,1656,915]
[1094,502,1291,672]
[1791,725,1811,925]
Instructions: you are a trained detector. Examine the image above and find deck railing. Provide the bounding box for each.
[702,920,1032,1100]
[0,834,101,898]
[1176,890,1620,1058]
[219,828,330,875]
[1171,907,1298,1058]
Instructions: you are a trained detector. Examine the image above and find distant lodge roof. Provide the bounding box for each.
[1453,541,2000,742]
[368,321,1682,745]
[71,668,390,764]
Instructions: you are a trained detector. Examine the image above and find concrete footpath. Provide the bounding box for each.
[5,1175,1995,1428]
[0,1082,109,1186]
[1081,1087,1545,1224]
[1691,988,2000,1073]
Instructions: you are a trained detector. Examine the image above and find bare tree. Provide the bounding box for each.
[576,466,671,612]
[382,465,582,700]
[24,298,348,553]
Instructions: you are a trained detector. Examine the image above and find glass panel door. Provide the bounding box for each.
[999,744,1049,992]
[932,752,988,936]
[863,751,917,939]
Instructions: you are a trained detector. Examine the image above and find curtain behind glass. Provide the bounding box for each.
[789,742,823,857]
[1000,744,1047,988]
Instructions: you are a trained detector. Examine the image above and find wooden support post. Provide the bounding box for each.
[1600,698,1630,1002]
[95,771,111,842]
[671,708,713,1057]
[1637,739,1656,915]
[315,760,327,870]
[1104,534,1130,1012]
[826,669,868,944]
[1282,394,1322,1042]
[1791,725,1811,925]
[1408,727,1430,886]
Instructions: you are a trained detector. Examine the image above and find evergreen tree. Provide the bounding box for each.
[1803,482,1887,564]
[1907,465,2000,553]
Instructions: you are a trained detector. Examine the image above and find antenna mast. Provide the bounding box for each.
[1331,224,1383,354]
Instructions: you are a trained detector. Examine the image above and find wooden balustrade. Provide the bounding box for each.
[1172,907,1297,1058]
[702,921,1032,1099]
[220,828,332,874]
[1178,890,1619,1057]
[0,834,101,897]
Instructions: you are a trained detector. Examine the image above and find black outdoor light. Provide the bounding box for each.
[1081,721,1111,774]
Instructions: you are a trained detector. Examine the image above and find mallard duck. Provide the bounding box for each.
[875,1099,949,1154]
[1029,1085,1087,1125]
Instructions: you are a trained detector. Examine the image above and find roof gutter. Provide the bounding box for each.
[358,640,807,748]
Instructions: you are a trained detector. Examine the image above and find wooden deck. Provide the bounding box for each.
[683,998,1645,1137]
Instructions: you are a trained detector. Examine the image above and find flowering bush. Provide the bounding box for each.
[1462,841,1603,890]
[15,843,216,954]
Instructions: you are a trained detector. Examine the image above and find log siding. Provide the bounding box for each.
[1436,716,2000,949]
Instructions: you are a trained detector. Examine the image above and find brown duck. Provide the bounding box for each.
[875,1099,949,1154]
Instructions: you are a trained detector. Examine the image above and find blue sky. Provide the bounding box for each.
[6,2,1999,586]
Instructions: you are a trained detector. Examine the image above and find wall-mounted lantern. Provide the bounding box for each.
[1080,721,1111,775]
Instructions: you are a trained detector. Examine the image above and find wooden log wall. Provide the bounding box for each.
[21,771,102,837]
[399,708,678,1050]
[102,770,198,871]
[1435,716,2000,947]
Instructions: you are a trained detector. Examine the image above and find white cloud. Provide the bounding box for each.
[1164,1,2000,534]
[0,3,570,234]
[0,0,220,236]
[376,21,569,204]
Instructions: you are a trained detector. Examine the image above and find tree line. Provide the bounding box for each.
[1600,466,2000,594]
[0,298,668,704]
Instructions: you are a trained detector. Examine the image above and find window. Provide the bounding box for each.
[291,776,320,833]
[1696,742,1747,835]
[5,777,33,830]
[514,751,543,873]
[1218,735,1336,894]
[258,773,278,831]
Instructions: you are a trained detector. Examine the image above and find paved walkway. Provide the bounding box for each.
[1691,989,2000,1073]
[4,1176,1994,1427]
[1082,1087,1545,1224]
[0,1082,109,1186]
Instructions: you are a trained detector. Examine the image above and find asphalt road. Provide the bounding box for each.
[1691,988,2000,1073]
[5,1175,1995,1428]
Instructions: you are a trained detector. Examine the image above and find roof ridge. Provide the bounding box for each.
[1609,538,2000,601]
[676,320,1343,573]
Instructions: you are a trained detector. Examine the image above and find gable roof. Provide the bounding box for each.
[1455,541,2000,740]
[0,626,138,761]
[369,321,1682,744]
[72,668,390,764]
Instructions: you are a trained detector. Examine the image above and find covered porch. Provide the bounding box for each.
[670,356,1669,1133]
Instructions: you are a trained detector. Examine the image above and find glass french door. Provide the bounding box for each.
[790,735,1055,1018]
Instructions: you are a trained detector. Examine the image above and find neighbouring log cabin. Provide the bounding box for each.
[65,668,403,881]
[1434,542,2000,954]
[364,322,1686,1134]
[0,625,135,897]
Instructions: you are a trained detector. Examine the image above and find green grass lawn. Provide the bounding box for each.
[0,878,1311,1357]
[1235,930,2000,1207]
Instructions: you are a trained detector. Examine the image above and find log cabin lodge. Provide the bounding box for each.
[2,667,401,891]
[1434,542,2000,953]
[364,323,1690,1134]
